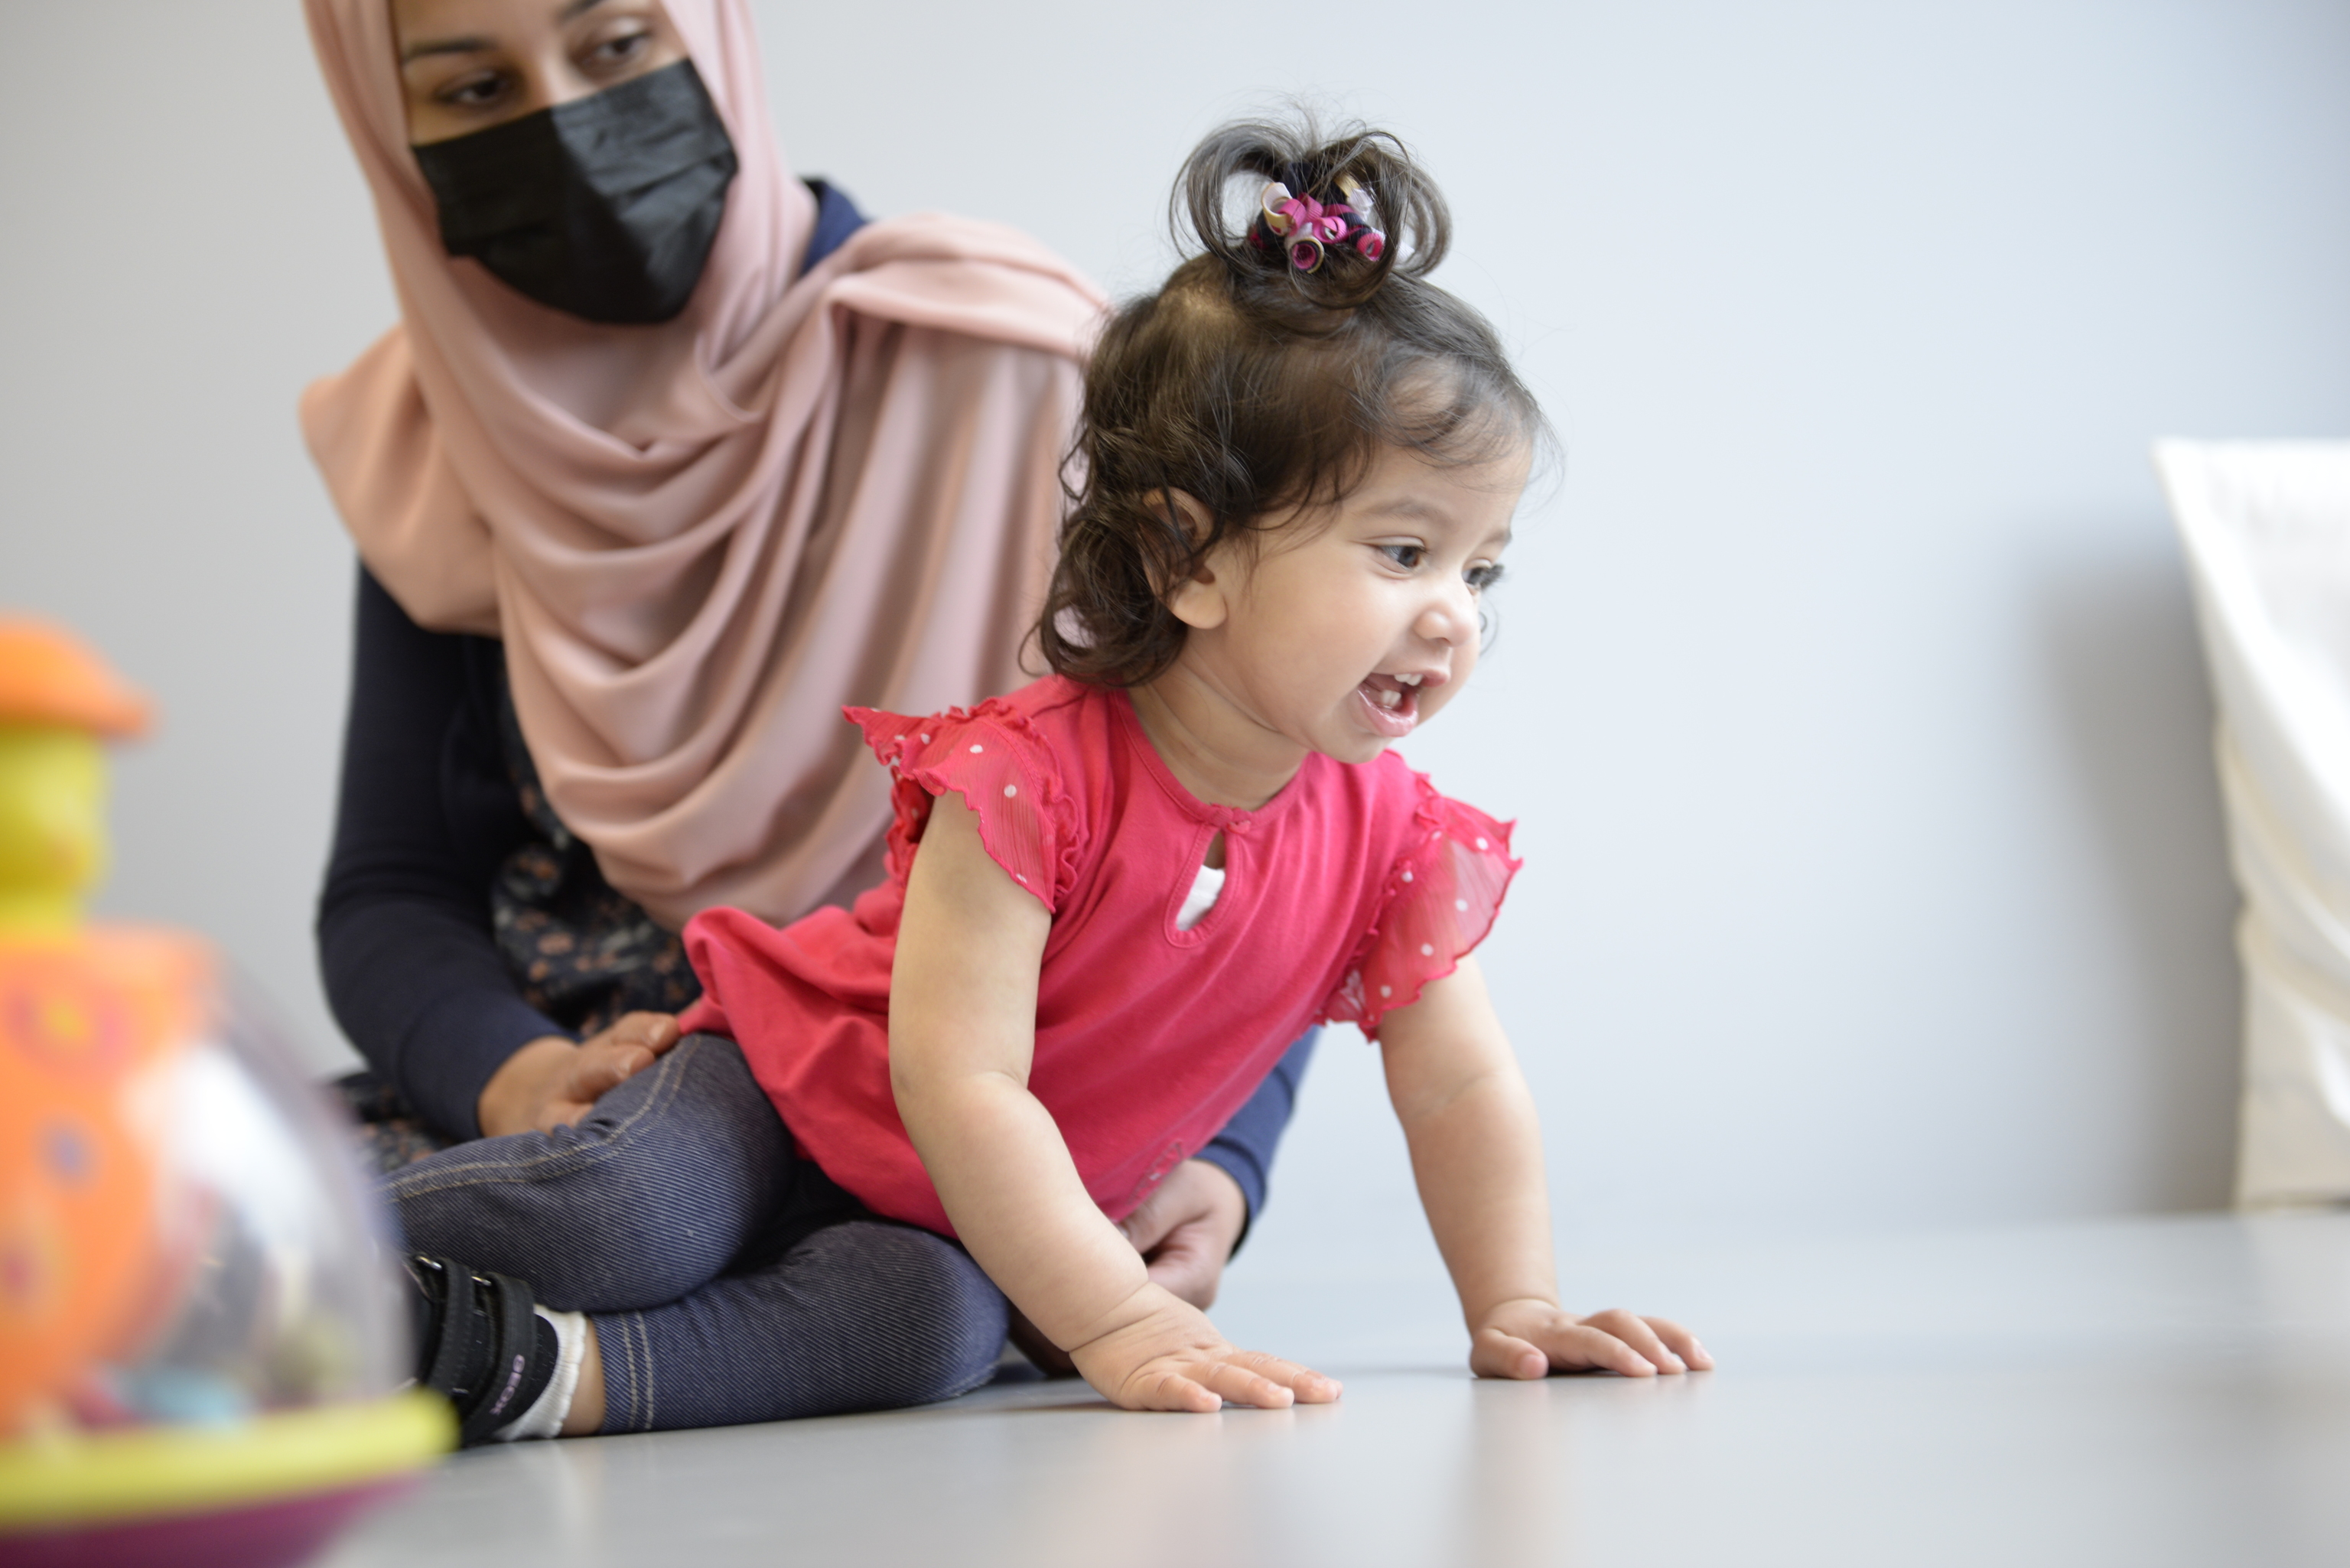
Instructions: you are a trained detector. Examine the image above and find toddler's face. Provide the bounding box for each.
[1173,441,1525,766]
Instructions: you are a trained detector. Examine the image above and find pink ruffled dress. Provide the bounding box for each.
[679,675,1518,1236]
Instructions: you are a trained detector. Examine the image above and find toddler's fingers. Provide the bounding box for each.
[1642,1315,1714,1371]
[1470,1327,1554,1381]
[1125,1368,1223,1413]
[1197,1359,1295,1410]
[1580,1309,1688,1374]
[1494,1321,1660,1378]
[1225,1349,1342,1404]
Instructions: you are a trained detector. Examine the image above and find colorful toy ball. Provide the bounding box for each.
[0,618,450,1567]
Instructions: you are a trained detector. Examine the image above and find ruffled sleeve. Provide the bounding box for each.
[1321,779,1520,1039]
[849,703,1081,912]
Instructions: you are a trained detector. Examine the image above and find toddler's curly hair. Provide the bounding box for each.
[1036,113,1548,688]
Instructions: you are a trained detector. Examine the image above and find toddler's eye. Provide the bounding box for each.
[1378,544,1426,571]
[1464,561,1505,592]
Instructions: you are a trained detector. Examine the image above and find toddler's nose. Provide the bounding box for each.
[1415,581,1477,646]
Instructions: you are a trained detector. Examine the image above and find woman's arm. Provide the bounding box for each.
[1378,957,1712,1378]
[319,568,676,1138]
[1192,1027,1318,1249]
[888,791,1338,1411]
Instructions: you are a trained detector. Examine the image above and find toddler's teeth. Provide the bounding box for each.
[1377,688,1401,710]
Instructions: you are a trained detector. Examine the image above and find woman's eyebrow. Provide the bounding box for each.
[401,34,493,63]
[400,0,611,63]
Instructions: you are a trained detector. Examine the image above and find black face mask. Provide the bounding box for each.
[412,60,738,326]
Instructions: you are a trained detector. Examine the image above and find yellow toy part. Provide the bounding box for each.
[0,618,148,935]
[0,728,108,932]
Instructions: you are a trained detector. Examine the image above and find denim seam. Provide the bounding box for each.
[383,1039,705,1202]
[627,1312,653,1432]
[640,1310,657,1430]
[597,1311,636,1434]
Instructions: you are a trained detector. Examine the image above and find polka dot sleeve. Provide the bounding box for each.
[849,703,1079,913]
[1323,781,1521,1039]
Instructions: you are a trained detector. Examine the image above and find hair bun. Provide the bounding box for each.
[1177,113,1450,312]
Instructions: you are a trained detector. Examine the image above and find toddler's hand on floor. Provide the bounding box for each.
[1470,1300,1712,1381]
[1069,1283,1341,1413]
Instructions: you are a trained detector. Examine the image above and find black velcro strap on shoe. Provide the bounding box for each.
[412,1256,477,1400]
[407,1254,550,1447]
[465,1269,547,1443]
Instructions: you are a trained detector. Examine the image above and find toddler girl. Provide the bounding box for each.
[393,115,1708,1441]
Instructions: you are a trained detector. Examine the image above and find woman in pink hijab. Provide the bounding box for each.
[305,0,1317,1436]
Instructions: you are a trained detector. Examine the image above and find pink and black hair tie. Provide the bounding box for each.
[1246,170,1387,274]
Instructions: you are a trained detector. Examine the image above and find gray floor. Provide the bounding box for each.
[321,1212,2350,1567]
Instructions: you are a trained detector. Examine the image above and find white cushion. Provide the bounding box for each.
[2158,439,2350,1204]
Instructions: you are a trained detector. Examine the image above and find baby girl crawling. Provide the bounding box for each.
[392,112,1707,1441]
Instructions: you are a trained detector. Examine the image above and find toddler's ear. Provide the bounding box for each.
[1147,490,1230,631]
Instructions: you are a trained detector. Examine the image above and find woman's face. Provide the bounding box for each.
[391,0,688,145]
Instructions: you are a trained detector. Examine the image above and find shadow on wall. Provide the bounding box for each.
[2035,521,2241,1211]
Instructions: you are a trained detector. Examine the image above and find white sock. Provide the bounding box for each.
[493,1308,588,1443]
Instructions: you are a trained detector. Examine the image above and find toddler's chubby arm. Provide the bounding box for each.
[890,791,1339,1413]
[1380,959,1713,1379]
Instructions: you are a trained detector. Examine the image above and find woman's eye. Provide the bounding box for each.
[583,28,653,70]
[435,70,511,109]
[1464,561,1505,592]
[1378,544,1426,571]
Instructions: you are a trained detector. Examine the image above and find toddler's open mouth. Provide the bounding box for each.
[1356,672,1424,737]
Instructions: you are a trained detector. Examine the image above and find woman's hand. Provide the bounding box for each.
[1470,1300,1712,1380]
[1068,1282,1340,1413]
[1121,1159,1248,1309]
[476,1011,682,1138]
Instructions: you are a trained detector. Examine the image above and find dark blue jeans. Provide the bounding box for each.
[384,1034,1007,1433]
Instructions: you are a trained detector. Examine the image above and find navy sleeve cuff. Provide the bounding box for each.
[1198,1026,1321,1255]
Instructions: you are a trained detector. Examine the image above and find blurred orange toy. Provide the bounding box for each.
[0,618,450,1568]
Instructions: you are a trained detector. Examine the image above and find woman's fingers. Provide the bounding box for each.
[525,1015,687,1131]
[569,1013,684,1096]
[595,1012,682,1075]
[1138,1219,1222,1309]
[609,1011,683,1056]
[1121,1162,1248,1310]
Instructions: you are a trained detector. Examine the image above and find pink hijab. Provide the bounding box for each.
[301,0,1105,928]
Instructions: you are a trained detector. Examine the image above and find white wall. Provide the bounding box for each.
[5,1,2346,1256]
